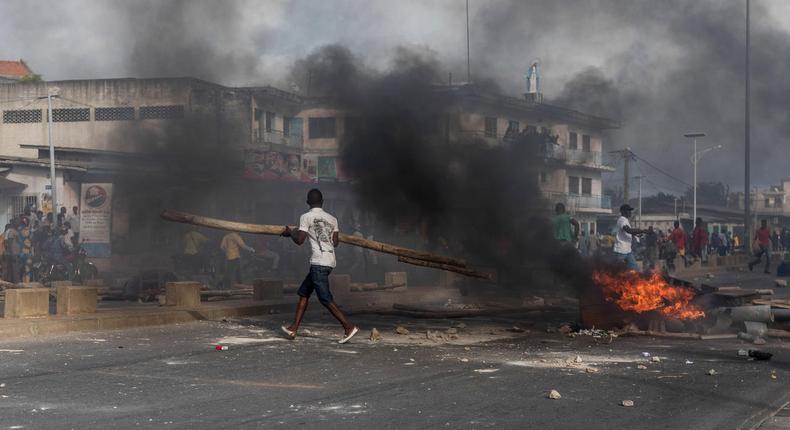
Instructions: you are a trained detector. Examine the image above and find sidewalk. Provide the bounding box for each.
[0,297,297,340]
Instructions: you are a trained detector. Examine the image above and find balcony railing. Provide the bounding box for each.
[454,130,608,168]
[253,130,304,150]
[544,192,612,211]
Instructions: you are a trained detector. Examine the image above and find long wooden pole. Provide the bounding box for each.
[161,209,467,268]
[397,256,493,281]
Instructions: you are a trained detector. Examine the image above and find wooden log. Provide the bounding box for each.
[766,329,790,339]
[161,209,466,268]
[397,256,493,280]
[624,330,701,339]
[200,290,253,297]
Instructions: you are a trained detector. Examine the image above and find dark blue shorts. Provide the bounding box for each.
[297,265,334,305]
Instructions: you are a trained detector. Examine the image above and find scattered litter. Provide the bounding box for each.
[460,358,469,363]
[446,328,459,335]
[641,352,651,358]
[0,383,5,388]
[474,369,499,374]
[215,345,228,351]
[547,390,561,400]
[753,338,767,345]
[409,358,415,362]
[707,369,717,376]
[558,324,573,334]
[395,326,410,335]
[637,365,647,370]
[369,328,382,342]
[685,360,694,365]
[586,367,599,373]
[738,349,749,357]
[574,355,583,363]
[455,322,467,329]
[776,279,788,288]
[771,371,777,380]
[0,349,24,353]
[621,400,634,407]
[651,357,661,363]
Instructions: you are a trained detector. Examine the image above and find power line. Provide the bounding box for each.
[633,154,692,188]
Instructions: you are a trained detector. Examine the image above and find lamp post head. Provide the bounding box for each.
[684,132,706,138]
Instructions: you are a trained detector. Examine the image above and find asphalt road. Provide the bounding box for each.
[0,311,788,430]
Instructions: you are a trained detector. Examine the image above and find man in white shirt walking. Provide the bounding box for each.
[280,189,358,344]
[614,204,647,271]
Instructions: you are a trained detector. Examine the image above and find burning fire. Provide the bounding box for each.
[592,270,705,320]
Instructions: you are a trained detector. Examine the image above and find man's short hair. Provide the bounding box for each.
[307,189,323,206]
[555,203,565,213]
[674,220,680,227]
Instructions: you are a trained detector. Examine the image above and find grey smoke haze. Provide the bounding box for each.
[1,0,789,192]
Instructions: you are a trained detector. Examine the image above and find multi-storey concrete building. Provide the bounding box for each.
[0,77,618,267]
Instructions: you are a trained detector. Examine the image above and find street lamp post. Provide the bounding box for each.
[684,132,706,223]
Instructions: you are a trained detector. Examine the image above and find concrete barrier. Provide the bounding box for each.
[253,279,283,301]
[56,286,98,316]
[5,288,49,318]
[384,272,408,289]
[329,274,352,301]
[165,282,202,307]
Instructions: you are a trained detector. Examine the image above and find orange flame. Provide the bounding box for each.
[592,270,705,320]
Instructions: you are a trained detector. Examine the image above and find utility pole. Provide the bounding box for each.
[466,0,471,83]
[39,87,59,213]
[634,175,645,227]
[684,132,706,223]
[745,0,752,246]
[609,148,636,205]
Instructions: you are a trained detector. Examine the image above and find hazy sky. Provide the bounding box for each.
[1,0,788,194]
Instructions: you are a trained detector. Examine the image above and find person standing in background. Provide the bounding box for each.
[66,206,80,246]
[220,231,255,289]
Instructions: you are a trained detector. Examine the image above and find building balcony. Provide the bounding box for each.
[544,191,612,211]
[253,130,304,152]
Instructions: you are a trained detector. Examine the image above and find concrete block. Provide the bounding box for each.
[384,272,408,289]
[439,271,457,288]
[51,280,72,288]
[329,274,352,301]
[16,282,45,289]
[165,281,202,307]
[56,286,98,316]
[5,288,49,319]
[253,279,283,301]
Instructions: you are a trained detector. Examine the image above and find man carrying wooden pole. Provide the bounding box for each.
[279,189,359,344]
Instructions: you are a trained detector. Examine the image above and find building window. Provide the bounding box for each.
[139,105,185,120]
[95,107,135,121]
[569,132,578,150]
[308,117,336,139]
[765,198,771,208]
[539,171,547,184]
[484,117,497,137]
[3,109,41,123]
[11,195,37,218]
[51,108,90,122]
[506,120,519,134]
[569,176,580,194]
[265,112,275,132]
[582,177,592,195]
[776,197,784,208]
[582,135,591,152]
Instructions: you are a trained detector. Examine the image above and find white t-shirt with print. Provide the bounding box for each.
[614,216,632,254]
[298,207,339,268]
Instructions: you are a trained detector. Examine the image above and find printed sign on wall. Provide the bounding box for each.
[80,183,112,257]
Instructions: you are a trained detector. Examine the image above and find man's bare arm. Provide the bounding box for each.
[624,225,646,236]
[282,226,307,245]
[332,231,339,247]
[570,218,580,239]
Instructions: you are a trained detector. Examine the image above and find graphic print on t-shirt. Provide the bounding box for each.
[312,218,334,253]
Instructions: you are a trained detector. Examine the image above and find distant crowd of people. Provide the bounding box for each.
[551,202,781,274]
[1,205,81,283]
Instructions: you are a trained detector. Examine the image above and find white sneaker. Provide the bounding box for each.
[280,325,296,339]
[338,326,359,344]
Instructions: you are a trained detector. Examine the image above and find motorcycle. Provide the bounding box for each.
[34,245,98,284]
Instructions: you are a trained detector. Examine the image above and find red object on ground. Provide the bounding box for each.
[215,345,228,351]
